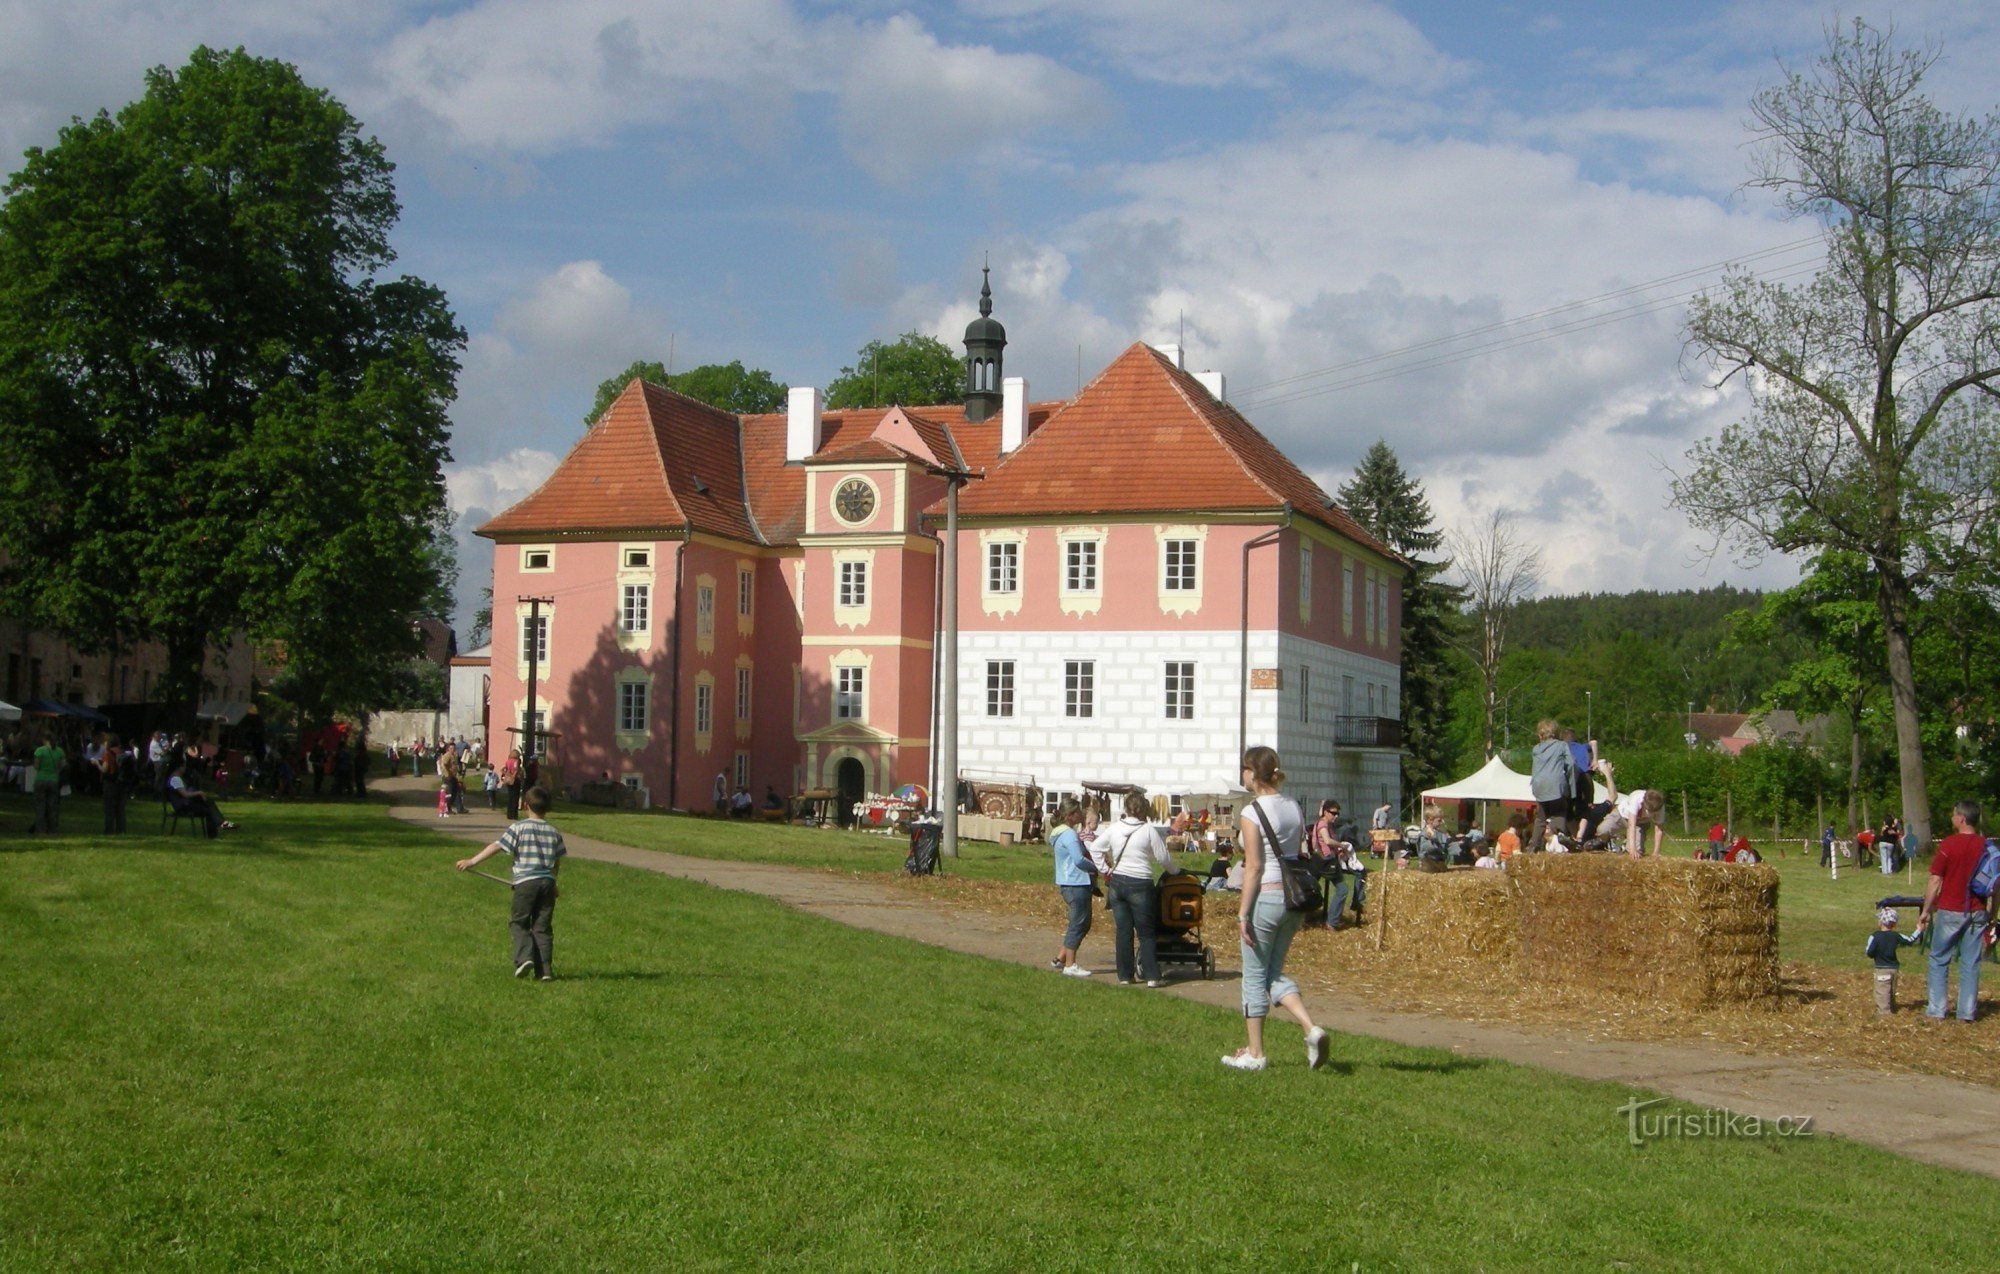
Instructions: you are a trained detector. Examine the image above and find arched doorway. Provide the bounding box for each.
[836,757,866,826]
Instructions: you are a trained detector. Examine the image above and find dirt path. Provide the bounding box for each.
[385,778,2000,1180]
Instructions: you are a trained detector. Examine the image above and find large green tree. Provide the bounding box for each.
[586,358,787,423]
[0,47,462,725]
[824,333,963,409]
[1337,440,1463,798]
[1673,22,2000,847]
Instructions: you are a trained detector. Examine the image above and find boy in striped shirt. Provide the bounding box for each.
[457,786,566,981]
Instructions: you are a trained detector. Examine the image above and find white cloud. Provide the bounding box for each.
[364,0,807,156]
[830,13,1107,186]
[444,446,562,641]
[977,0,1463,92]
[888,122,1811,594]
[361,1,1104,185]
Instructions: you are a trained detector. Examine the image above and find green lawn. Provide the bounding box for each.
[4,800,1998,1269]
[554,805,1058,884]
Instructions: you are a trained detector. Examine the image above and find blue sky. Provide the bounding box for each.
[6,1,1998,634]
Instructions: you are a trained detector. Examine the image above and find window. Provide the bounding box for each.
[738,569,754,617]
[1163,539,1198,591]
[1064,660,1094,718]
[620,583,650,633]
[987,541,1019,594]
[1343,675,1355,714]
[1364,570,1377,642]
[521,709,547,738]
[835,667,865,720]
[1299,542,1312,615]
[734,751,749,789]
[838,561,868,608]
[1342,564,1355,635]
[1164,662,1194,720]
[521,614,548,664]
[1043,789,1074,816]
[623,548,650,569]
[523,548,552,571]
[618,680,648,732]
[697,585,715,639]
[1300,665,1311,723]
[1064,540,1098,593]
[986,660,1015,718]
[695,683,713,734]
[736,667,752,720]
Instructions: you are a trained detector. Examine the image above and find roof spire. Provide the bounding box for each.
[978,256,993,318]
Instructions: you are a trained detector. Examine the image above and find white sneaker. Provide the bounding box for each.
[515,961,534,979]
[1221,1050,1267,1071]
[1061,965,1093,978]
[1306,1027,1329,1070]
[1146,979,1163,988]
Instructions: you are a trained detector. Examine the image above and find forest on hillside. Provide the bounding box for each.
[1430,583,1999,837]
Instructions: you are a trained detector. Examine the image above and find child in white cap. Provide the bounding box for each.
[1865,907,1925,1015]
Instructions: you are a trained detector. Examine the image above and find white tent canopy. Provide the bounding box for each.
[1421,755,1607,806]
[0,699,19,722]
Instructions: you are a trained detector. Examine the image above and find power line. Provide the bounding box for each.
[1234,235,1826,404]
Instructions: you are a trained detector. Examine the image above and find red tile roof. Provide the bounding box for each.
[954,344,1395,559]
[477,380,754,541]
[480,350,1393,563]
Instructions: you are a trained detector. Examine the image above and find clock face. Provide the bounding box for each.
[834,478,876,524]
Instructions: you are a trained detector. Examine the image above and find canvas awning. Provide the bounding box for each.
[22,698,109,724]
[0,699,19,722]
[1421,754,1607,805]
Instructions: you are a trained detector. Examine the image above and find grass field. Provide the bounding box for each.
[5,799,2000,1269]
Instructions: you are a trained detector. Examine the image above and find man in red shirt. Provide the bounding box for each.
[1919,801,1995,1022]
[1707,822,1728,861]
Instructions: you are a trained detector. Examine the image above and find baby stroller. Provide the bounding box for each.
[1153,871,1215,978]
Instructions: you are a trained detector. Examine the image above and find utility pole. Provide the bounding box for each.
[520,595,552,764]
[927,463,980,859]
[1585,688,1592,742]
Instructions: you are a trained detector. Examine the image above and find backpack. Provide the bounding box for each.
[1972,839,2000,902]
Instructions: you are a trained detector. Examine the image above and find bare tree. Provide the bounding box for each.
[1673,21,2000,849]
[1447,511,1544,759]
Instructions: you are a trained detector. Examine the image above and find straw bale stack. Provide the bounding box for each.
[1511,855,1778,1007]
[1377,868,1518,976]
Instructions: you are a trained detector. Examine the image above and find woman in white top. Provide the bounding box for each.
[1092,792,1180,986]
[1225,746,1329,1072]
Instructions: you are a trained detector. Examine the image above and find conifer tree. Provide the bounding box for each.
[1338,441,1463,799]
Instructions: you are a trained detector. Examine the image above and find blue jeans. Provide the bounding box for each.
[1327,871,1367,924]
[1241,891,1303,1018]
[1927,910,1988,1021]
[1109,876,1159,981]
[1059,885,1094,951]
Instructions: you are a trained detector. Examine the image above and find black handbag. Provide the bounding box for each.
[1250,799,1322,914]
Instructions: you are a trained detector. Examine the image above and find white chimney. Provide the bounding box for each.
[1194,370,1227,403]
[1153,343,1185,369]
[1001,376,1029,455]
[786,386,823,462]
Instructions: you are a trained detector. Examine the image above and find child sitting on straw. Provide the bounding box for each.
[1865,907,1925,1015]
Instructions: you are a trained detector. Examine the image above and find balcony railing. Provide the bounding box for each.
[1332,715,1402,749]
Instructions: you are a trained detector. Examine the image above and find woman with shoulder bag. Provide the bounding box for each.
[1094,792,1180,987]
[1225,745,1329,1072]
[1048,800,1096,978]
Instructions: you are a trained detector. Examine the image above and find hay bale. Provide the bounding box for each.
[1378,868,1517,976]
[1511,855,1777,1007]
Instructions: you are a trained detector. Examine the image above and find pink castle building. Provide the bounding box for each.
[478,279,1404,817]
